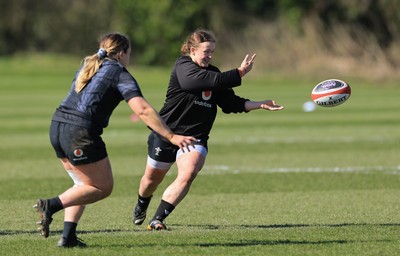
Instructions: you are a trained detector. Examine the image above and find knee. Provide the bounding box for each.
[179,171,198,186]
[103,185,113,198]
[142,170,166,185]
[98,180,114,199]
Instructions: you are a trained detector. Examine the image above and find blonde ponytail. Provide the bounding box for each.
[75,54,103,93]
[74,33,130,93]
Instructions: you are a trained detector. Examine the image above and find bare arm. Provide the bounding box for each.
[127,97,196,149]
[245,100,284,112]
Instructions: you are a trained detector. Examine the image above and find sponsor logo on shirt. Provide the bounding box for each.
[202,90,212,100]
[194,90,212,108]
[194,100,212,108]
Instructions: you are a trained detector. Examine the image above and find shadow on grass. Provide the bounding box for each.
[95,238,392,249]
[174,222,400,230]
[0,229,129,236]
[196,239,377,247]
[1,223,396,249]
[1,222,399,237]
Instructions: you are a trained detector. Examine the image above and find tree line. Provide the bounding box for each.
[1,0,399,69]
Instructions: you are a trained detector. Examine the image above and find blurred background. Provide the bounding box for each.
[1,0,399,79]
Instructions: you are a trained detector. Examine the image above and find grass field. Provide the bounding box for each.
[0,54,399,255]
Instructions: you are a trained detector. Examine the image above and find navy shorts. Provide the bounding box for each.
[49,121,107,166]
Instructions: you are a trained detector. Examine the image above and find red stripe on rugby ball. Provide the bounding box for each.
[311,86,351,101]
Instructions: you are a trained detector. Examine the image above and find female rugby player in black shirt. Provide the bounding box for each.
[132,29,284,230]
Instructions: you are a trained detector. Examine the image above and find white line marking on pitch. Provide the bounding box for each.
[202,165,400,175]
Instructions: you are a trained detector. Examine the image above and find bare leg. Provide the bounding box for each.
[59,157,114,208]
[57,157,113,246]
[146,151,205,230]
[133,164,169,225]
[162,151,205,206]
[138,166,169,198]
[35,157,114,243]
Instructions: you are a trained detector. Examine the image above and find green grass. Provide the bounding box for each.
[0,54,399,255]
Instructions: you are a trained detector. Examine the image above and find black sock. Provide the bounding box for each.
[48,196,64,214]
[137,194,152,210]
[62,221,77,240]
[153,200,175,222]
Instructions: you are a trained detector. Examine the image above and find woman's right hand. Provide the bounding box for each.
[128,97,197,151]
[169,134,198,152]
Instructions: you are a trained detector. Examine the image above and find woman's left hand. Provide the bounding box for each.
[238,53,257,77]
[260,100,284,111]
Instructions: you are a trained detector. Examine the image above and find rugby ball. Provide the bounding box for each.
[311,79,351,107]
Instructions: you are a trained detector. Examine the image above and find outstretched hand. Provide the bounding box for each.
[260,100,284,111]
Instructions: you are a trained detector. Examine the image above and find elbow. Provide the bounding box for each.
[135,105,150,117]
[136,109,146,117]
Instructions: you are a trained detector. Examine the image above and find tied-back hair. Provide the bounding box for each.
[75,32,130,93]
[180,29,217,56]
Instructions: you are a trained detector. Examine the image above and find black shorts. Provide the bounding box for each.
[147,132,179,163]
[147,132,208,163]
[49,121,107,166]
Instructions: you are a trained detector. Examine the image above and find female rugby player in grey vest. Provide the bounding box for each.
[34,32,196,247]
[132,29,284,230]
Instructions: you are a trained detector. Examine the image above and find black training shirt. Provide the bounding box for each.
[158,56,248,142]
